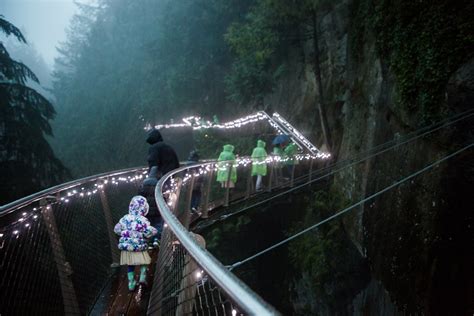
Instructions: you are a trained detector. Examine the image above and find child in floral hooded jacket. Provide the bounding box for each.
[114,195,157,291]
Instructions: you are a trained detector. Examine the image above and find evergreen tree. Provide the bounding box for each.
[51,0,252,177]
[225,0,333,150]
[0,16,68,204]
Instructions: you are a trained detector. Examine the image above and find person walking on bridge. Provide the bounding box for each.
[139,166,162,248]
[146,128,180,177]
[114,196,157,291]
[251,140,267,191]
[185,150,203,214]
[284,142,299,179]
[216,144,237,188]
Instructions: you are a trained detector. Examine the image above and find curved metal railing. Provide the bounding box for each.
[145,145,335,315]
[147,160,290,315]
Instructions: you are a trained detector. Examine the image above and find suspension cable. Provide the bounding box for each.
[204,109,474,225]
[228,143,473,270]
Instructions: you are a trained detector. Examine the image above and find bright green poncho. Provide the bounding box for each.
[273,146,286,168]
[251,140,267,176]
[216,144,237,183]
[284,143,299,165]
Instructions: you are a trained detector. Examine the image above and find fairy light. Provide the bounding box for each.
[2,113,329,238]
[273,112,331,158]
[146,112,271,131]
[232,309,237,316]
[144,111,330,160]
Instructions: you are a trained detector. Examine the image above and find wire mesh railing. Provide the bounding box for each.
[0,167,147,315]
[146,158,315,315]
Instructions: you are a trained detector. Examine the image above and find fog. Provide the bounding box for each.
[1,0,76,67]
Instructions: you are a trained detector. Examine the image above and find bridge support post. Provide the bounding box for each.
[267,162,274,192]
[201,168,213,219]
[224,162,233,207]
[308,159,314,183]
[99,188,120,264]
[183,174,195,229]
[41,199,80,315]
[290,164,295,188]
[245,166,253,199]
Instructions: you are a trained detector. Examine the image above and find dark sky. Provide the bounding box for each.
[1,0,78,66]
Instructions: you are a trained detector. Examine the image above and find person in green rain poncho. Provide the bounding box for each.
[284,142,299,177]
[251,140,267,191]
[216,144,237,188]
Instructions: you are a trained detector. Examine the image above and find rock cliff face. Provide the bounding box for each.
[261,0,473,314]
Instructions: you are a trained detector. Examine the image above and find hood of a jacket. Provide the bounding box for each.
[223,144,234,153]
[187,150,199,162]
[129,195,149,216]
[257,140,266,148]
[146,129,163,144]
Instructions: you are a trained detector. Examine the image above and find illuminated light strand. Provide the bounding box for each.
[0,172,149,239]
[144,111,330,158]
[2,115,330,238]
[145,112,281,132]
[272,112,331,157]
[0,149,329,238]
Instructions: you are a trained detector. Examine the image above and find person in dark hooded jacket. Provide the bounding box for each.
[146,128,180,176]
[185,150,203,213]
[138,166,163,244]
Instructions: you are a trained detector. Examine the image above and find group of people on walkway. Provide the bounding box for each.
[113,128,298,291]
[217,136,299,191]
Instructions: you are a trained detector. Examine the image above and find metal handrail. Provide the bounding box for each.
[155,161,281,315]
[0,166,147,215]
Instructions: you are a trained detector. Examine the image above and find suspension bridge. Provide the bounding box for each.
[0,110,472,315]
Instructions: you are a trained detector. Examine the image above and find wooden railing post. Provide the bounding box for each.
[224,162,233,207]
[245,165,253,199]
[41,199,80,315]
[267,161,274,192]
[99,188,120,264]
[201,167,213,219]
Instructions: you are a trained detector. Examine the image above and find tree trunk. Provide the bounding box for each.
[311,10,332,152]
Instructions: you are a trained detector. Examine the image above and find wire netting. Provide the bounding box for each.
[0,169,146,315]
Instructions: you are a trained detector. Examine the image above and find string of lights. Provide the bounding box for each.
[273,112,323,154]
[144,110,330,157]
[2,110,331,240]
[145,112,272,131]
[0,172,147,240]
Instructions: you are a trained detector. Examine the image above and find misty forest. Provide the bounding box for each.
[0,0,473,315]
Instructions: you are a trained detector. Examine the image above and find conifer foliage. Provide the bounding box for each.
[0,16,68,204]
